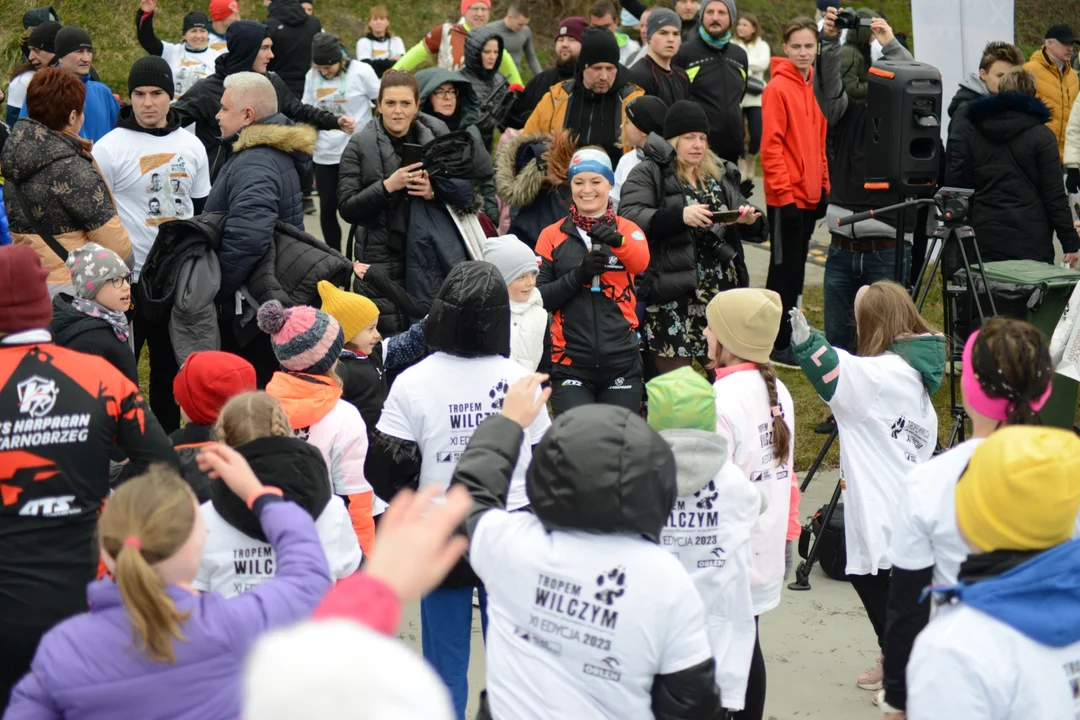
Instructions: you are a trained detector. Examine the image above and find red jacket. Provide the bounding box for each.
[761,57,830,210]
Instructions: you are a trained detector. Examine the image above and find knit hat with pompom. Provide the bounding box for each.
[257,301,344,375]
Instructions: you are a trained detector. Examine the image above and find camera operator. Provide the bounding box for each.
[815,8,914,353]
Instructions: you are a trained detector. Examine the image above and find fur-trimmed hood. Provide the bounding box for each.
[494,130,577,208]
[969,92,1051,143]
[231,113,317,178]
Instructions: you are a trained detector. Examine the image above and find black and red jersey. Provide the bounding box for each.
[0,339,177,627]
[535,216,650,368]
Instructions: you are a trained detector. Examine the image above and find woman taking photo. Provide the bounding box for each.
[620,100,766,375]
[761,16,829,367]
[355,5,406,78]
[338,71,488,335]
[789,280,945,695]
[733,11,769,182]
[535,147,650,415]
[302,34,380,254]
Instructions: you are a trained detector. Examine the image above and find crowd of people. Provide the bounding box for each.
[2,1,1080,719]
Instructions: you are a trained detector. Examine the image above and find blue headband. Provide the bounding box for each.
[568,149,615,185]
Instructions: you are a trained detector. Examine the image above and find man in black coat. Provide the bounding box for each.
[673,0,747,163]
[174,19,352,179]
[505,16,585,130]
[628,8,691,106]
[265,0,321,99]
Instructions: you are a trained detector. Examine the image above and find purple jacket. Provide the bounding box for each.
[4,498,331,720]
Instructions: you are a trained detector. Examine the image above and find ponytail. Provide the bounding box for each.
[99,466,196,664]
[757,363,792,466]
[971,317,1052,427]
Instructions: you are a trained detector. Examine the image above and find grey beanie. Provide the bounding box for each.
[646,8,682,41]
[482,234,539,285]
[66,243,130,299]
[699,0,737,24]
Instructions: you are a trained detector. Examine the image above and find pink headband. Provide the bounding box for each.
[961,329,1052,422]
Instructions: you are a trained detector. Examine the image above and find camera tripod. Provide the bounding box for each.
[788,189,995,591]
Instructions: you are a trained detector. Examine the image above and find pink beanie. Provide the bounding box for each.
[256,301,344,375]
[961,329,1052,422]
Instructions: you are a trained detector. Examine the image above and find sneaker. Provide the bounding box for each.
[872,688,885,706]
[769,346,799,369]
[303,197,316,215]
[857,654,884,690]
[814,415,836,435]
[472,588,480,608]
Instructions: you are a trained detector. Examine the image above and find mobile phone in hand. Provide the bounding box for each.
[712,210,743,223]
[402,143,423,168]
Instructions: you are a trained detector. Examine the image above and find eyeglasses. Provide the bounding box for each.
[432,88,458,99]
[109,273,133,289]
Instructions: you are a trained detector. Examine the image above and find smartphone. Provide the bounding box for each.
[402,143,424,168]
[712,210,743,223]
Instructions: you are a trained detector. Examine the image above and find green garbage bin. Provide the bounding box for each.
[976,260,1080,429]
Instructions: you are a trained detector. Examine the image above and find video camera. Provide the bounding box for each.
[834,8,871,30]
[934,187,974,226]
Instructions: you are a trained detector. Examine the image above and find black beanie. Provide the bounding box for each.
[577,27,620,71]
[225,20,271,75]
[128,55,175,97]
[626,96,668,135]
[27,21,61,52]
[312,33,343,65]
[664,100,710,138]
[54,25,92,59]
[184,11,211,34]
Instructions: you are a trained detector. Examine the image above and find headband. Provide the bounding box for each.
[961,329,1052,422]
[568,148,615,185]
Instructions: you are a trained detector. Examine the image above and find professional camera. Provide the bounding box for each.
[834,8,871,30]
[934,187,974,226]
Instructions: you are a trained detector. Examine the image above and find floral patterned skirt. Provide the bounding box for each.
[644,299,709,358]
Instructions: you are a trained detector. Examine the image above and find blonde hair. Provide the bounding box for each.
[98,466,195,664]
[856,280,936,358]
[998,67,1037,96]
[214,391,293,447]
[667,135,724,187]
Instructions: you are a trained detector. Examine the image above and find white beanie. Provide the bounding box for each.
[481,234,540,285]
[243,620,455,720]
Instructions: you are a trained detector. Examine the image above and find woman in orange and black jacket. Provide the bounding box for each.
[536,146,650,416]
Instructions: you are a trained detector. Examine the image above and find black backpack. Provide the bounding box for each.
[798,502,849,581]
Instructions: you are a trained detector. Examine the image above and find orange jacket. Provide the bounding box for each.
[1026,47,1079,159]
[761,58,830,210]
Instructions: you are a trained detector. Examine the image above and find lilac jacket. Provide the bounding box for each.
[4,498,332,720]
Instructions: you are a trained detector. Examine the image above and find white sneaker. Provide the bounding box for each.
[472,588,480,607]
[872,688,885,706]
[857,654,883,690]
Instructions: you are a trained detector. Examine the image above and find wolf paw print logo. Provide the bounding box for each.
[17,376,59,418]
[594,566,627,605]
[890,415,907,439]
[695,480,719,510]
[293,426,311,442]
[489,379,509,410]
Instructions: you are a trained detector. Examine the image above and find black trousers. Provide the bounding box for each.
[731,616,765,720]
[314,163,343,253]
[743,107,763,156]
[850,570,892,648]
[0,621,51,714]
[765,206,817,351]
[132,284,180,433]
[549,356,642,417]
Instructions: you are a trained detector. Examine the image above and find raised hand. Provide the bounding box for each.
[501,374,551,428]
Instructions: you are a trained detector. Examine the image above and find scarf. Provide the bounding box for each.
[569,200,617,232]
[70,296,130,341]
[699,24,731,50]
[956,549,1043,585]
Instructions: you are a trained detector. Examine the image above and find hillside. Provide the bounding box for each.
[0,0,1069,94]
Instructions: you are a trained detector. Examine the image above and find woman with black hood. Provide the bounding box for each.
[451,377,722,720]
[365,261,552,720]
[459,31,513,152]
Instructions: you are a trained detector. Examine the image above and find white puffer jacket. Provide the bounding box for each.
[510,287,547,372]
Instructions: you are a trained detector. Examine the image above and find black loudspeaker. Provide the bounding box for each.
[864,60,943,193]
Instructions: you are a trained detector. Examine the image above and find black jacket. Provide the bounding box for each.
[962,92,1080,263]
[674,37,748,163]
[265,0,322,99]
[338,347,386,436]
[137,212,225,325]
[494,130,573,249]
[170,422,215,503]
[627,55,691,107]
[173,53,338,179]
[943,75,989,187]
[459,31,512,150]
[454,409,721,719]
[620,133,765,303]
[505,63,574,130]
[205,115,316,296]
[49,294,138,384]
[245,220,351,307]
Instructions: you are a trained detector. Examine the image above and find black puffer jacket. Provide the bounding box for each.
[170,423,215,503]
[620,133,765,303]
[246,220,352,306]
[962,92,1080,263]
[459,31,511,150]
[674,34,748,163]
[49,294,139,384]
[205,114,316,296]
[943,73,990,186]
[265,0,322,98]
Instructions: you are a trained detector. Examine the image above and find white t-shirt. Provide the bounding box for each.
[376,352,551,509]
[713,365,795,616]
[208,30,227,54]
[160,42,224,98]
[301,61,380,165]
[93,126,211,278]
[192,496,361,598]
[471,511,714,720]
[611,150,642,212]
[7,70,34,111]
[889,438,982,587]
[356,35,407,62]
[827,349,937,575]
[908,602,1080,720]
[660,457,760,711]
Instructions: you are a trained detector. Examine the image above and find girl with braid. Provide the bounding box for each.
[194,392,361,598]
[880,317,1060,716]
[703,288,795,719]
[788,280,945,694]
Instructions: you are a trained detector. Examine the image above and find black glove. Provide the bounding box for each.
[589,223,624,248]
[814,187,829,220]
[1067,168,1080,195]
[576,249,608,282]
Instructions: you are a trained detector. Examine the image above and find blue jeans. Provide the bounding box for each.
[421,586,489,720]
[824,240,911,353]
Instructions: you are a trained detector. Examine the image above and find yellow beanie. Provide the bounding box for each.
[704,289,782,364]
[956,426,1080,553]
[317,281,380,343]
